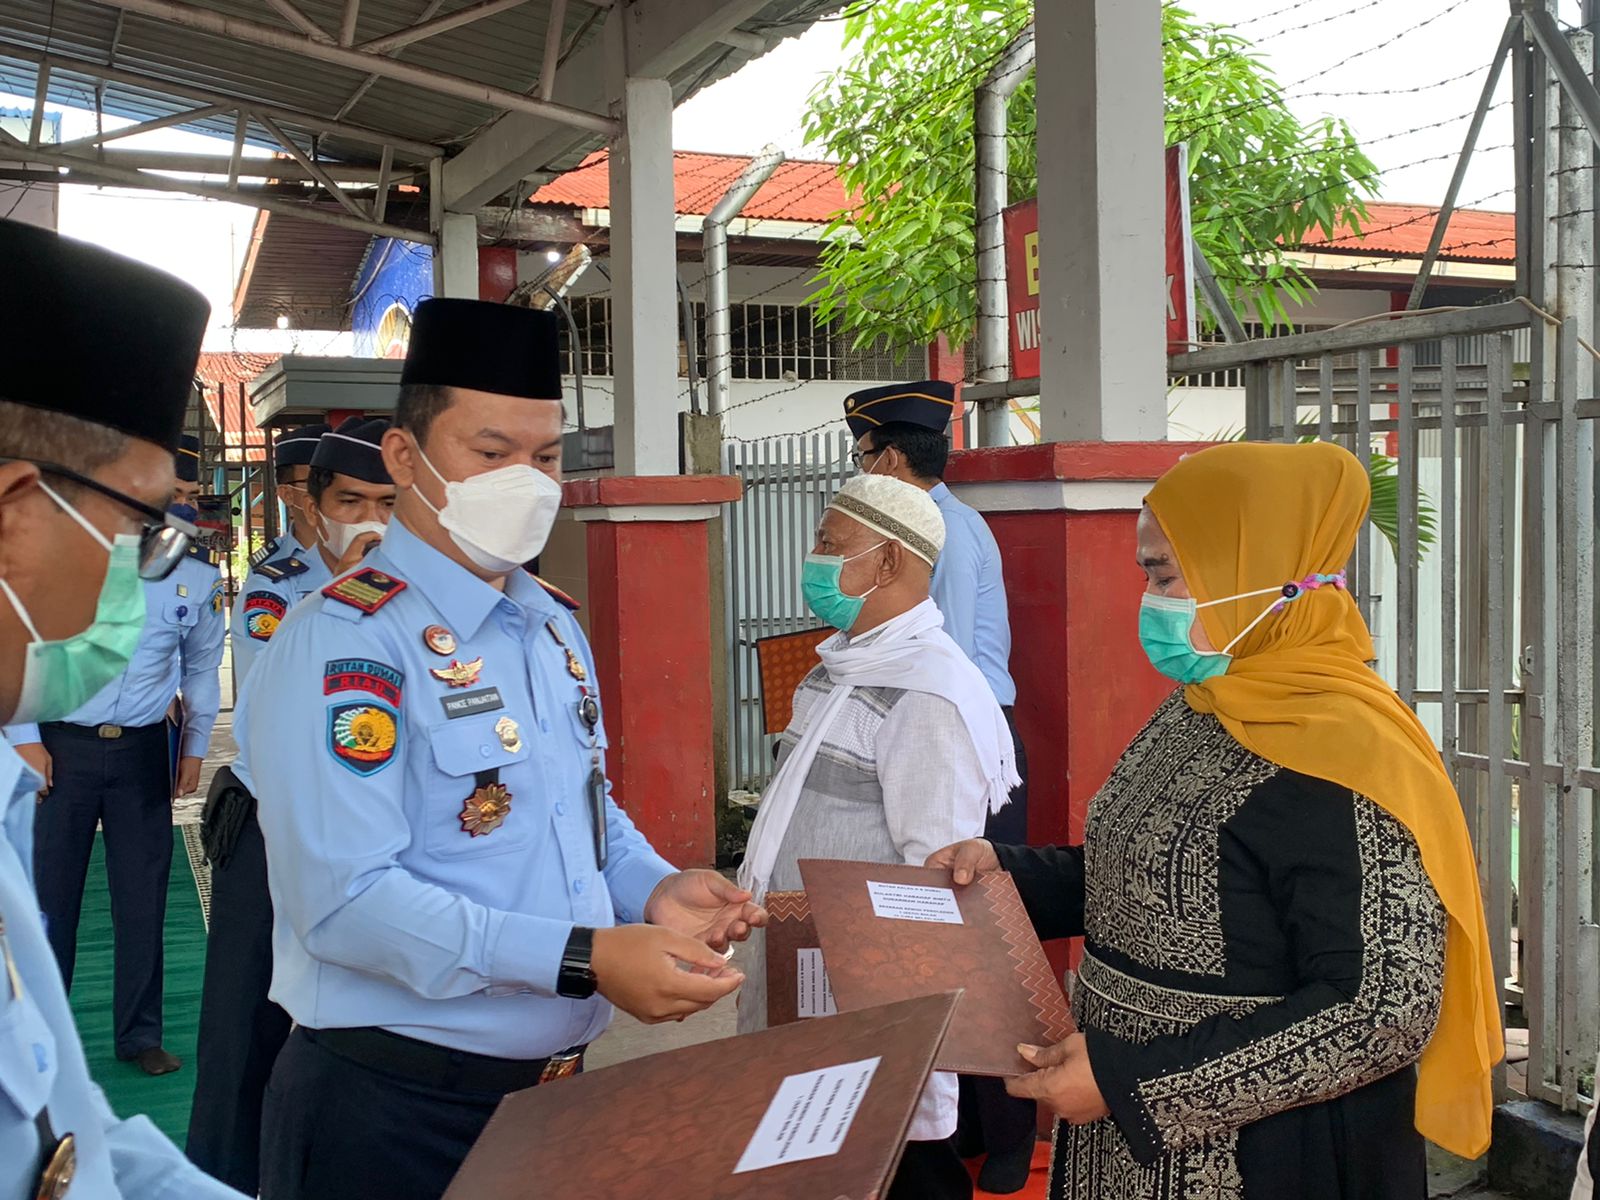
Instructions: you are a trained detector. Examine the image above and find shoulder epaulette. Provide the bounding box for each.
[248,537,281,569]
[186,541,217,567]
[531,573,580,613]
[255,556,310,583]
[323,567,408,615]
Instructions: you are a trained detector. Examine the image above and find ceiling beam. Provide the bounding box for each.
[332,0,446,120]
[55,103,227,151]
[0,141,436,243]
[0,145,420,181]
[0,41,444,160]
[93,0,620,137]
[358,0,535,56]
[339,0,362,45]
[256,109,371,221]
[537,0,567,101]
[263,0,334,42]
[624,0,771,80]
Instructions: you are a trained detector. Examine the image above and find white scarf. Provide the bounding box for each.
[738,599,1019,900]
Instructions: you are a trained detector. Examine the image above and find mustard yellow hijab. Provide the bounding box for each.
[1145,440,1503,1160]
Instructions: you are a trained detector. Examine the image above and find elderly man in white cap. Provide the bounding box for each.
[736,473,1018,1200]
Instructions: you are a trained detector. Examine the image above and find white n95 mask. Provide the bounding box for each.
[320,517,387,560]
[413,445,563,574]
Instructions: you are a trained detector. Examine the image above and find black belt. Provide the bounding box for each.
[300,1025,584,1094]
[41,720,165,741]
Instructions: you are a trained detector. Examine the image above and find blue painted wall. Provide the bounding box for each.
[351,238,434,357]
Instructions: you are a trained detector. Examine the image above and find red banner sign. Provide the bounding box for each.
[1004,143,1195,379]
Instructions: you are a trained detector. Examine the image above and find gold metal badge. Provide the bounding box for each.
[429,657,484,688]
[459,783,512,837]
[34,1133,76,1200]
[494,715,522,753]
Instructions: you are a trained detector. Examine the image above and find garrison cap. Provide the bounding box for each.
[0,219,209,452]
[311,417,392,485]
[843,380,956,441]
[274,422,330,469]
[400,298,563,401]
[175,434,202,483]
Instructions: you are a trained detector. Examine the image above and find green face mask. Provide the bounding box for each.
[801,542,886,631]
[0,482,147,724]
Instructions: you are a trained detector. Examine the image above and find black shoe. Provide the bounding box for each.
[977,1139,1034,1195]
[120,1046,181,1076]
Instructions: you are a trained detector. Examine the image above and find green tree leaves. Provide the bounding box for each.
[804,0,1381,349]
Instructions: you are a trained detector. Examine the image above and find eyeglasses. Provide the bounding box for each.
[849,447,883,470]
[0,458,196,581]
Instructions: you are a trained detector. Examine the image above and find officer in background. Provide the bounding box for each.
[188,420,393,1192]
[226,422,331,683]
[0,219,247,1197]
[245,298,764,1200]
[845,380,1035,1194]
[7,429,224,1078]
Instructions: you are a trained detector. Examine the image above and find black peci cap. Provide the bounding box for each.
[175,434,201,483]
[400,298,563,401]
[311,417,392,485]
[273,422,330,469]
[843,380,956,442]
[0,219,210,451]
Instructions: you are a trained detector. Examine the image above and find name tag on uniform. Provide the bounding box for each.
[440,687,505,720]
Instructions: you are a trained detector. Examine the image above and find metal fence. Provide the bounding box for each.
[1171,299,1598,1114]
[722,432,855,799]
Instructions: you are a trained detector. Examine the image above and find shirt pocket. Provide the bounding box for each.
[162,598,201,629]
[422,712,535,862]
[0,984,58,1121]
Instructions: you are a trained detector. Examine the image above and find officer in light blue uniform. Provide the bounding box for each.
[0,219,246,1199]
[245,299,764,1200]
[10,432,225,1079]
[187,419,392,1195]
[844,380,1033,1194]
[228,425,331,689]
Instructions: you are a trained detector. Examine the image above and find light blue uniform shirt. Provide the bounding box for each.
[6,552,225,755]
[0,741,246,1200]
[228,532,331,690]
[240,519,676,1057]
[929,482,1016,706]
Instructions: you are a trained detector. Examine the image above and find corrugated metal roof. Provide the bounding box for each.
[197,350,279,458]
[1295,202,1515,264]
[530,150,854,223]
[0,0,822,171]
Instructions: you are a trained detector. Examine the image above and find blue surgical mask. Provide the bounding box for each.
[168,502,199,525]
[1139,573,1347,683]
[802,542,887,631]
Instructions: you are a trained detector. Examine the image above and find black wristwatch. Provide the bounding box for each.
[557,926,598,999]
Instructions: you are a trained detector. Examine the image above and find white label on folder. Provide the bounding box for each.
[796,948,836,1018]
[734,1056,881,1174]
[866,880,964,925]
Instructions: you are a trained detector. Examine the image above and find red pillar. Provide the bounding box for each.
[563,474,743,868]
[927,334,968,449]
[478,246,518,303]
[944,442,1210,845]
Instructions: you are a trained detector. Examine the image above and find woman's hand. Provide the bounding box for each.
[1004,1034,1111,1125]
[923,838,999,885]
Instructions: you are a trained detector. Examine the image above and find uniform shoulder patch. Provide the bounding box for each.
[256,556,310,583]
[323,567,408,615]
[242,591,287,642]
[327,701,400,776]
[324,658,404,706]
[186,541,216,566]
[248,537,281,569]
[531,573,580,613]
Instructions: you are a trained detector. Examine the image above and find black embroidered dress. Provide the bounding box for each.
[996,694,1447,1200]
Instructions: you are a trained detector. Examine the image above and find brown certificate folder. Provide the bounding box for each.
[444,991,960,1200]
[798,858,1074,1077]
[765,890,823,1027]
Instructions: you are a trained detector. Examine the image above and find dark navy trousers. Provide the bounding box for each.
[33,720,173,1058]
[186,781,290,1194]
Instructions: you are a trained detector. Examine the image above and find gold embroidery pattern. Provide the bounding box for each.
[1082,694,1277,976]
[1134,798,1446,1156]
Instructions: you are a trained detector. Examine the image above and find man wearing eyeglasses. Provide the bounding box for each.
[0,220,248,1198]
[6,429,225,1079]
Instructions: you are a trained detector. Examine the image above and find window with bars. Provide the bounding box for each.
[563,296,911,383]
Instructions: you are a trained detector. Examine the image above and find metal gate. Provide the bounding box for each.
[722,432,854,800]
[1172,299,1598,1114]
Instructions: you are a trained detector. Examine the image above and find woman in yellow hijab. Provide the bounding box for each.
[930,440,1502,1200]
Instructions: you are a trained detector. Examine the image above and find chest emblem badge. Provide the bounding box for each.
[494,715,522,753]
[429,657,484,688]
[422,624,457,655]
[460,782,512,837]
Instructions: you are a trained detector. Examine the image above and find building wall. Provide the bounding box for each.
[351,238,436,357]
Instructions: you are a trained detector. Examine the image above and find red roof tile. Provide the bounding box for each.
[1296,202,1514,263]
[529,150,855,225]
[197,351,280,460]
